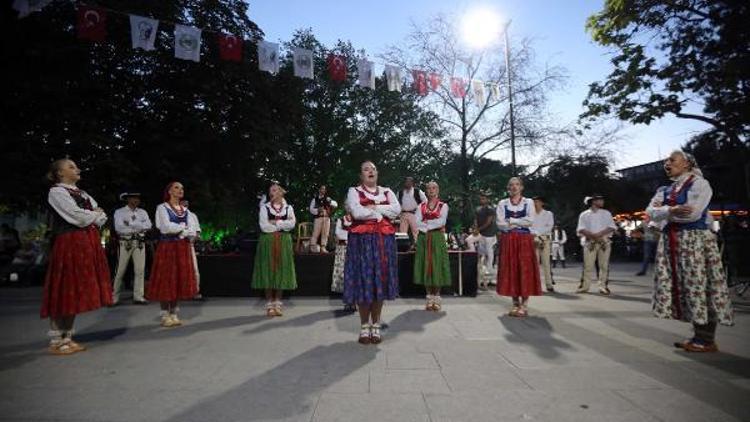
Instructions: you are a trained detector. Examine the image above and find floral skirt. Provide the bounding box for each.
[652,229,733,326]
[331,243,347,293]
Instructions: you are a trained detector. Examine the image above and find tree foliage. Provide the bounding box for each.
[582,0,750,144]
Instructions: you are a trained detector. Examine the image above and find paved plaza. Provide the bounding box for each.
[1,262,748,422]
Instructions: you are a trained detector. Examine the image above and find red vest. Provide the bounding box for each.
[350,187,396,235]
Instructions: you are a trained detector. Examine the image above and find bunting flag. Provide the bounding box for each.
[357,59,375,89]
[489,82,501,100]
[327,54,347,82]
[129,15,158,51]
[257,41,279,74]
[12,0,52,18]
[76,6,107,42]
[429,73,442,91]
[385,65,401,92]
[472,80,485,106]
[293,47,314,79]
[174,25,201,62]
[412,70,428,96]
[450,77,466,98]
[218,33,243,62]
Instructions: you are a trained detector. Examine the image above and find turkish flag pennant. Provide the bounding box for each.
[327,54,347,82]
[77,6,107,42]
[429,73,442,91]
[450,77,467,98]
[412,70,428,96]
[218,33,243,62]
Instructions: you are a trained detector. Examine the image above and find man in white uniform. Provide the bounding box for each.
[551,225,567,268]
[112,191,152,305]
[531,196,555,292]
[397,177,427,245]
[576,194,617,295]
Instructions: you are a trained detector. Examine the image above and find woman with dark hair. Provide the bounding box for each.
[495,176,541,317]
[344,161,401,344]
[147,181,199,327]
[41,158,112,354]
[647,150,734,352]
[252,182,297,317]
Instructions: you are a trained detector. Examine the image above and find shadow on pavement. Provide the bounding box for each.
[161,308,444,422]
[498,315,573,360]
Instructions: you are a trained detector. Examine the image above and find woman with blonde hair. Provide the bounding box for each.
[41,158,112,354]
[495,177,542,317]
[413,181,451,311]
[252,182,297,317]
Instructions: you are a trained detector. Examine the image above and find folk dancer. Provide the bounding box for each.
[112,190,152,305]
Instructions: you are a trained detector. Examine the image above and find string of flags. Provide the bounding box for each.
[12,0,504,105]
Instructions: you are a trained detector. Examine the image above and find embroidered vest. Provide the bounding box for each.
[503,201,530,233]
[160,205,190,240]
[48,186,93,237]
[350,187,396,235]
[662,177,708,231]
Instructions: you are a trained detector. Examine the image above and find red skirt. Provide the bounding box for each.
[41,226,112,319]
[147,239,197,301]
[497,231,542,297]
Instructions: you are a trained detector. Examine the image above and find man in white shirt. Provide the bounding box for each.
[397,177,427,245]
[112,191,152,305]
[308,185,338,253]
[576,194,617,295]
[531,196,555,292]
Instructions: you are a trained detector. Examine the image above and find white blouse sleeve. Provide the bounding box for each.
[48,187,101,228]
[155,204,186,235]
[330,199,338,209]
[496,200,509,231]
[347,188,378,221]
[188,212,201,235]
[646,187,670,222]
[309,198,318,216]
[258,205,278,233]
[576,212,587,236]
[335,219,348,240]
[673,178,713,223]
[425,203,449,231]
[376,189,402,220]
[277,206,297,231]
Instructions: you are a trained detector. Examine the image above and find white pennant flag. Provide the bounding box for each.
[292,47,314,79]
[12,0,52,18]
[357,59,375,89]
[174,25,201,62]
[129,15,158,51]
[385,65,402,92]
[472,80,485,106]
[489,82,501,100]
[257,41,280,74]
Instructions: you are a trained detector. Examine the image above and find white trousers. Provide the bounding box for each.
[477,235,497,285]
[581,240,611,290]
[536,237,553,288]
[310,217,331,252]
[112,240,146,302]
[399,212,418,241]
[552,243,565,260]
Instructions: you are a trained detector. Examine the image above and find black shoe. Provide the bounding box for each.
[635,271,646,276]
[193,294,205,301]
[133,299,148,305]
[108,301,120,308]
[546,286,555,293]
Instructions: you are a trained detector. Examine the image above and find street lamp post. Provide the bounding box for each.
[502,20,516,175]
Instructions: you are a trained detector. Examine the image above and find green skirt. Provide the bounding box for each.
[251,232,297,290]
[413,231,452,287]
